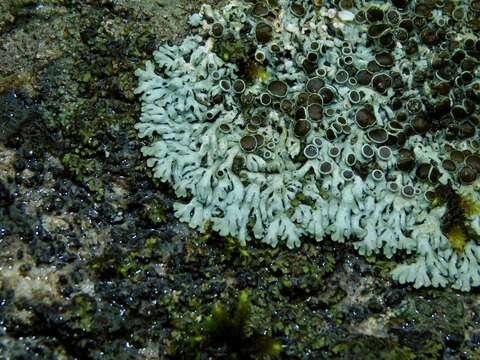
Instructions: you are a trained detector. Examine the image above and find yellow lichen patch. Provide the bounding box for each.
[447,224,468,253]
[459,196,480,217]
[246,62,269,82]
[429,193,446,208]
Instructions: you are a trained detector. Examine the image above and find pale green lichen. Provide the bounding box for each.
[135,0,480,291]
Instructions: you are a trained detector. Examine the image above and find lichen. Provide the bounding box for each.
[135,0,480,291]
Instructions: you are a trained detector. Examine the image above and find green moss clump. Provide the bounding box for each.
[141,198,168,226]
[62,153,95,182]
[176,290,282,359]
[162,233,342,358]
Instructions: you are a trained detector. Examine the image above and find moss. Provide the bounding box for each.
[141,198,168,226]
[331,335,416,360]
[163,235,343,357]
[85,177,105,202]
[273,247,336,300]
[317,287,347,308]
[3,0,480,358]
[61,153,95,182]
[90,238,165,281]
[0,0,37,34]
[386,291,466,357]
[199,221,251,260]
[68,293,96,332]
[90,247,132,280]
[173,290,282,359]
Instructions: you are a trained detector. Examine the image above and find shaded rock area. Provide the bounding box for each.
[0,0,479,359]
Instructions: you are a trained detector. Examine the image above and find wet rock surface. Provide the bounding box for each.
[1,1,479,359]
